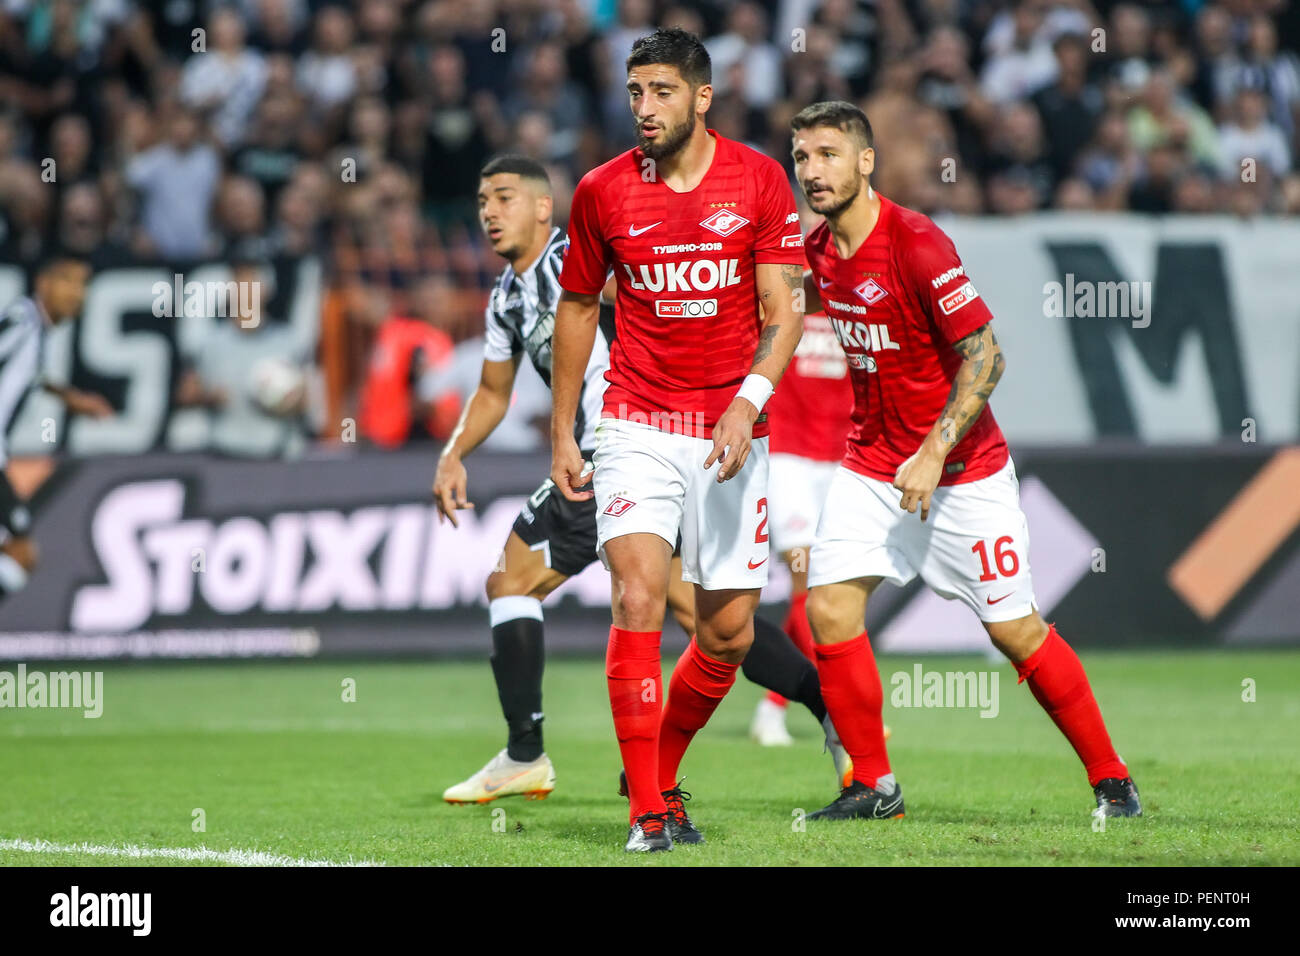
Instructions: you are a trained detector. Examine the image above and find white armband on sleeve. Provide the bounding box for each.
[735,373,775,412]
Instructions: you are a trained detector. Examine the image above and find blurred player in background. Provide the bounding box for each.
[0,252,114,604]
[748,309,854,748]
[551,28,805,852]
[792,101,1141,822]
[746,307,890,764]
[359,275,462,447]
[175,256,312,459]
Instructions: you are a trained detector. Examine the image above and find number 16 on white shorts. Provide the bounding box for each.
[808,457,1037,623]
[591,418,771,591]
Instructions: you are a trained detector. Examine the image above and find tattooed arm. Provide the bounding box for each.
[892,323,1005,520]
[746,262,806,384]
[704,262,806,482]
[933,323,1006,449]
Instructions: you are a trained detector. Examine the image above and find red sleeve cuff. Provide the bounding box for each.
[939,303,993,344]
[754,251,807,265]
[559,276,606,296]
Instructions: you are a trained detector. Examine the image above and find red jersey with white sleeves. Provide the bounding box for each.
[559,131,804,439]
[767,312,854,461]
[803,195,1008,485]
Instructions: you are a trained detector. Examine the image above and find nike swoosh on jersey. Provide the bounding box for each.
[747,557,768,569]
[628,221,663,236]
[986,592,1014,605]
[818,276,833,288]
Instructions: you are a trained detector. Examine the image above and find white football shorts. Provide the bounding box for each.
[808,456,1037,623]
[767,452,839,554]
[592,417,770,590]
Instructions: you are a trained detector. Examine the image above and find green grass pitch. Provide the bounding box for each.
[1,649,1297,866]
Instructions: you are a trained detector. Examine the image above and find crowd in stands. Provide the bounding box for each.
[1,0,1296,452]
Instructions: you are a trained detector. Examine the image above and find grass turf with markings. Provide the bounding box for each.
[1,650,1297,866]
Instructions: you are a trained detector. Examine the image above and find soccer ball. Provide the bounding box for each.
[249,357,305,416]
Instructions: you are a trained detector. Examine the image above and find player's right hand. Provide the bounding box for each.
[705,398,757,483]
[433,453,473,527]
[552,435,594,502]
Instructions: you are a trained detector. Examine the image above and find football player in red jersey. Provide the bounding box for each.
[550,28,806,851]
[791,101,1141,822]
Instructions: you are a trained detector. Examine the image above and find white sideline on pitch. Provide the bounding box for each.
[0,837,386,867]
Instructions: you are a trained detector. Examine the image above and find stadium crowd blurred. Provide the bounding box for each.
[1,0,1297,452]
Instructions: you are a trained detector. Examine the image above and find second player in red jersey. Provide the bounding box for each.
[803,200,1009,485]
[790,100,1140,825]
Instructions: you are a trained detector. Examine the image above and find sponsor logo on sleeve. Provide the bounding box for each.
[930,265,965,289]
[938,281,979,315]
[780,234,804,248]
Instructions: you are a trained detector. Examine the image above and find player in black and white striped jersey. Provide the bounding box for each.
[434,155,655,803]
[0,252,114,603]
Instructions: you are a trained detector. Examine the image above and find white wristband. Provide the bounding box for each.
[736,373,774,412]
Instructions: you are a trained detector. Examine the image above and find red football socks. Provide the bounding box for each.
[814,631,891,788]
[606,627,665,821]
[1014,624,1128,786]
[784,591,817,660]
[765,592,817,709]
[658,637,739,791]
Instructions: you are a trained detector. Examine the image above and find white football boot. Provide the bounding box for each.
[822,714,854,788]
[822,715,891,789]
[442,749,556,804]
[750,697,796,746]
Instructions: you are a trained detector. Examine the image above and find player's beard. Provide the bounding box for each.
[816,175,868,221]
[807,173,863,220]
[637,111,696,160]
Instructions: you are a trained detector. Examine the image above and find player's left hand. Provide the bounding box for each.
[63,389,115,419]
[892,446,945,521]
[705,398,758,483]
